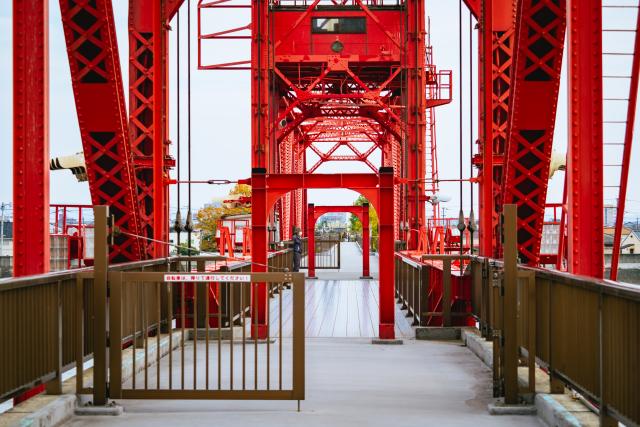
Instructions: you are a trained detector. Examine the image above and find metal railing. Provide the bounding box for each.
[84,270,305,401]
[395,253,473,327]
[471,256,640,426]
[0,258,169,401]
[0,246,294,404]
[299,238,340,269]
[396,205,640,425]
[314,240,341,269]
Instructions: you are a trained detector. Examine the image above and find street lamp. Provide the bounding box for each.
[0,202,10,258]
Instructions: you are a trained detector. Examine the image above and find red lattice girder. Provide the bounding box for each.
[129,0,175,258]
[478,0,516,258]
[503,0,566,265]
[59,0,143,262]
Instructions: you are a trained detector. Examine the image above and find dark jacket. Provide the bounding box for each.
[293,235,302,253]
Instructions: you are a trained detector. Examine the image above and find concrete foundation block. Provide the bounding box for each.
[4,395,76,427]
[461,328,493,368]
[415,327,460,340]
[371,339,403,345]
[488,398,537,416]
[74,402,123,416]
[534,394,584,427]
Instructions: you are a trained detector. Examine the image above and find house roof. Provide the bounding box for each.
[603,226,633,237]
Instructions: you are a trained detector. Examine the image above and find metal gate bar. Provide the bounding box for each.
[103,271,305,400]
[301,239,341,269]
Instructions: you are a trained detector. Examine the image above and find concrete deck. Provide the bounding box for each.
[65,338,542,427]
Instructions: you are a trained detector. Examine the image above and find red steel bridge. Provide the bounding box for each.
[12,0,638,332]
[5,0,640,423]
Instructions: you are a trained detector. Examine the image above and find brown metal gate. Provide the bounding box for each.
[76,270,305,402]
[73,206,305,405]
[300,239,341,269]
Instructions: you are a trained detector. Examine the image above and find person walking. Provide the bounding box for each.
[293,229,302,272]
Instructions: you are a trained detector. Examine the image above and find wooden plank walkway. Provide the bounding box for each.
[269,280,414,338]
[269,242,413,338]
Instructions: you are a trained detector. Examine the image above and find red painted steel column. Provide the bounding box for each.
[251,0,269,170]
[250,0,270,339]
[12,0,50,276]
[307,204,316,279]
[567,0,604,278]
[479,0,494,257]
[378,167,395,339]
[152,0,168,257]
[610,7,640,280]
[406,0,426,249]
[250,169,268,338]
[361,203,371,279]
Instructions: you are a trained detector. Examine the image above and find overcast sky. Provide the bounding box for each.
[1,1,639,222]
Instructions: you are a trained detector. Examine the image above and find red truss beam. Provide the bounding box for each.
[567,0,603,278]
[59,0,143,262]
[478,0,516,258]
[276,132,305,240]
[12,0,50,276]
[129,0,174,258]
[503,0,566,265]
[273,62,402,176]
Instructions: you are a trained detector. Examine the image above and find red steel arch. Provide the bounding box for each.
[243,168,396,339]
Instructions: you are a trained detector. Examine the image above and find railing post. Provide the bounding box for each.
[419,264,428,326]
[196,259,207,328]
[93,205,109,406]
[524,271,536,394]
[307,204,316,279]
[442,259,452,327]
[480,260,490,338]
[108,272,122,399]
[46,280,63,395]
[361,203,371,278]
[547,278,564,393]
[503,204,519,404]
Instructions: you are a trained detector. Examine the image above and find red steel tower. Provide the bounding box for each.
[199,0,450,339]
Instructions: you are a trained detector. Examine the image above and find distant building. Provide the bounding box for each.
[168,230,202,255]
[1,221,12,239]
[603,205,617,227]
[317,212,349,231]
[604,226,640,254]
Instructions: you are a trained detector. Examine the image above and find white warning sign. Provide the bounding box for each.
[164,274,251,282]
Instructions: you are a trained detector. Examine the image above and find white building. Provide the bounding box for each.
[604,227,640,254]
